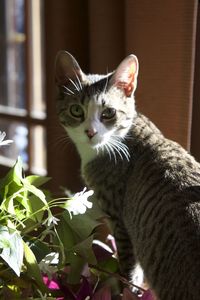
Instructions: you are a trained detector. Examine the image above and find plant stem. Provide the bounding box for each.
[89,264,146,293]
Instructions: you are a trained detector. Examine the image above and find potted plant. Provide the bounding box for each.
[0,132,153,299]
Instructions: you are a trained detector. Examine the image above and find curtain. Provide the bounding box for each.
[44,0,198,193]
[191,5,200,161]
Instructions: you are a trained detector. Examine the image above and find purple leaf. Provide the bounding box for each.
[141,289,156,300]
[56,274,93,300]
[106,234,117,253]
[122,288,139,300]
[76,276,93,300]
[92,241,113,262]
[92,286,111,300]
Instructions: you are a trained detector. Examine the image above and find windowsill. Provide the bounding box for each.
[0,105,27,117]
[0,155,28,170]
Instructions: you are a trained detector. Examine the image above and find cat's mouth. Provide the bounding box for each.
[88,138,103,149]
[86,134,107,149]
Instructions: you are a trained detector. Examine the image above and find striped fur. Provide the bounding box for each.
[55,51,200,299]
[84,113,200,299]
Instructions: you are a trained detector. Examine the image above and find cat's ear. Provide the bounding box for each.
[109,55,139,97]
[55,50,85,86]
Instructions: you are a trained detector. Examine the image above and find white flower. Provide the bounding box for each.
[42,212,60,227]
[0,131,13,146]
[66,187,94,216]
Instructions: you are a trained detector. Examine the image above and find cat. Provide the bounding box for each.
[55,50,200,300]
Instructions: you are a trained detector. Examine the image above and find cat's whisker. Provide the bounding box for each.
[73,69,83,91]
[116,141,130,160]
[108,140,124,162]
[124,134,135,142]
[104,143,114,162]
[61,85,75,95]
[109,138,130,162]
[67,76,80,92]
[103,144,109,160]
[53,135,70,149]
[103,73,109,94]
[95,145,100,156]
[109,144,118,164]
[117,145,130,162]
[113,136,130,151]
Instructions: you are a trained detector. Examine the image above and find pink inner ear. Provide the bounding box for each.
[112,55,138,96]
[116,69,136,96]
[124,72,135,97]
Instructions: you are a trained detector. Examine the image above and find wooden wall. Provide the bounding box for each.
[44,0,199,193]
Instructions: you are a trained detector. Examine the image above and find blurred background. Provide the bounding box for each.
[0,0,199,194]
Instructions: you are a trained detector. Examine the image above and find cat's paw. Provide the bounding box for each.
[130,263,144,295]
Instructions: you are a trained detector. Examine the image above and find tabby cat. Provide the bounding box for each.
[55,50,200,300]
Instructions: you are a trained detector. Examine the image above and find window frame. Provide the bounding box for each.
[0,0,47,176]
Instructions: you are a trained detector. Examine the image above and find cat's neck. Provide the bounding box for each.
[131,113,163,145]
[77,146,97,173]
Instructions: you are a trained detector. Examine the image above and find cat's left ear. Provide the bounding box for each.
[109,55,139,97]
[55,50,85,86]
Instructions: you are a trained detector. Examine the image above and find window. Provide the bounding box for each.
[0,0,46,175]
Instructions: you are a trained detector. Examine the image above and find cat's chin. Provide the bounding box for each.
[86,136,105,149]
[88,142,103,152]
[89,140,107,151]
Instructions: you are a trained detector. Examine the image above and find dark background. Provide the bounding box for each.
[44,0,200,193]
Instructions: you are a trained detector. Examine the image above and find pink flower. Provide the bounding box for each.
[43,275,60,290]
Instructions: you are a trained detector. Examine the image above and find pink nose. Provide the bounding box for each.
[85,129,97,139]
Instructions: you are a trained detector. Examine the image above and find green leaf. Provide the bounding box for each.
[73,235,97,265]
[27,194,45,223]
[67,252,85,284]
[23,241,47,292]
[56,213,75,251]
[0,157,23,191]
[14,189,32,215]
[22,178,47,206]
[87,197,106,220]
[25,175,51,188]
[0,225,23,276]
[29,239,51,263]
[13,156,23,182]
[63,211,101,240]
[1,191,16,215]
[1,187,31,217]
[98,256,119,274]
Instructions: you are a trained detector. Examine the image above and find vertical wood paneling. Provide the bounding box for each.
[191,5,200,161]
[88,0,125,73]
[44,0,88,193]
[125,0,198,149]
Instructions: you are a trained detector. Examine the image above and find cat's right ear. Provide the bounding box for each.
[109,54,139,97]
[55,51,85,86]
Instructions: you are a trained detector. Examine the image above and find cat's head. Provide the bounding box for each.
[55,51,139,165]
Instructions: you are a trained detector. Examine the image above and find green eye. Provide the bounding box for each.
[70,104,84,118]
[101,107,116,120]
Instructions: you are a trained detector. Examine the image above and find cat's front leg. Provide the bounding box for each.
[114,221,135,277]
[114,221,144,294]
[130,262,144,294]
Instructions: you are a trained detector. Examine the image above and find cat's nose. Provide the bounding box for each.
[85,128,97,139]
